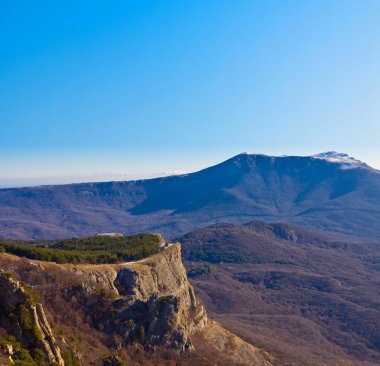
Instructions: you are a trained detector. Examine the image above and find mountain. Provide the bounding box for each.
[0,242,271,365]
[1,151,380,240]
[179,221,380,366]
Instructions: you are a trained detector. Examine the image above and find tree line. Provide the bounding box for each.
[0,234,161,264]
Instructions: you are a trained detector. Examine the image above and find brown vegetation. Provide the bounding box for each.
[180,221,380,366]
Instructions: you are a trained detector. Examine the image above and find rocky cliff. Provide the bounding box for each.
[113,244,207,349]
[71,244,271,364]
[0,271,64,366]
[66,244,207,350]
[0,243,271,365]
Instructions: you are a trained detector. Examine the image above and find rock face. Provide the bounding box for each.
[0,244,271,365]
[0,271,64,366]
[68,244,270,364]
[69,244,207,350]
[113,244,207,349]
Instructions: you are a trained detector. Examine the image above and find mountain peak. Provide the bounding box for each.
[234,151,368,168]
[315,151,350,158]
[312,151,367,169]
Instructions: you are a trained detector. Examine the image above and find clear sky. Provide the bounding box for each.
[1,0,379,187]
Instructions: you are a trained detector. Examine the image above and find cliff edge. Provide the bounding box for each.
[0,242,271,365]
[69,244,271,364]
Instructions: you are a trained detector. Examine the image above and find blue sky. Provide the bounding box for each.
[1,0,379,186]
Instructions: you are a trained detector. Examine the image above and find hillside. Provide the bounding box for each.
[0,242,270,365]
[1,152,380,240]
[179,221,380,366]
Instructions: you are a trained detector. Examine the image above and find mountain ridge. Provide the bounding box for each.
[0,152,380,240]
[2,151,377,191]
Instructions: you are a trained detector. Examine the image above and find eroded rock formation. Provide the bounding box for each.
[67,244,271,364]
[0,243,271,365]
[0,271,64,366]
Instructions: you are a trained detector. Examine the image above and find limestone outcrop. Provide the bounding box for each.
[113,244,207,349]
[0,271,64,366]
[0,243,271,365]
[68,244,207,350]
[67,244,270,364]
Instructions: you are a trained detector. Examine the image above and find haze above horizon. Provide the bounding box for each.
[1,0,379,187]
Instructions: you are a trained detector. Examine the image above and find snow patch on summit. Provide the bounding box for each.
[312,151,365,169]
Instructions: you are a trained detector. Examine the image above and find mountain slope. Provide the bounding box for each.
[179,221,380,366]
[1,152,380,240]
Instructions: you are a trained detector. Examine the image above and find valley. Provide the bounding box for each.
[180,221,380,366]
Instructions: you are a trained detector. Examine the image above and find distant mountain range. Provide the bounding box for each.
[1,151,380,240]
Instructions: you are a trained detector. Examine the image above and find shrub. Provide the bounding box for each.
[19,304,33,331]
[101,354,126,366]
[126,319,135,329]
[188,265,215,277]
[139,326,145,340]
[62,351,80,366]
[32,348,46,365]
[0,337,42,366]
[22,284,40,305]
[0,270,16,280]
